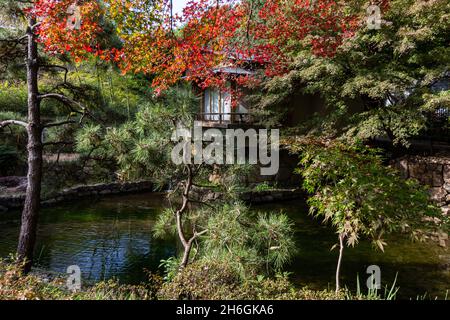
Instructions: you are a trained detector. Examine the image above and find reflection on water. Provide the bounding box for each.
[0,193,177,284]
[0,192,448,298]
[258,201,450,299]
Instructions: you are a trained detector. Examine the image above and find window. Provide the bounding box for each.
[203,88,231,121]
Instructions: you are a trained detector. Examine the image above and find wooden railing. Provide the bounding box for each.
[196,112,253,124]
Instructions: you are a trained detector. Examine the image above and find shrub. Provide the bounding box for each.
[0,258,379,300]
[0,83,27,115]
[0,258,161,300]
[254,181,272,192]
[157,261,241,300]
[286,137,446,291]
[157,260,351,300]
[290,138,444,248]
[73,274,162,300]
[0,258,69,300]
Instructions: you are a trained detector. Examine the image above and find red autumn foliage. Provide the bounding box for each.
[32,0,104,62]
[31,0,386,93]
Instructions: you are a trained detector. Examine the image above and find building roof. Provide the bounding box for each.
[212,66,255,75]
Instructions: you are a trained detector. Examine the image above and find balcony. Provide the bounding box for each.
[195,112,254,128]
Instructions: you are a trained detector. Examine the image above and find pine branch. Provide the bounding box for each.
[0,119,28,128]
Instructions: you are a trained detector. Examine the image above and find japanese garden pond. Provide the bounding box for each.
[0,192,449,299]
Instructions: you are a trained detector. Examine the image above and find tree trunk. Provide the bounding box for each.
[180,240,193,269]
[335,233,345,293]
[17,18,42,273]
[176,165,194,270]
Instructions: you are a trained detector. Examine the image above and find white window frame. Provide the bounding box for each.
[203,88,231,121]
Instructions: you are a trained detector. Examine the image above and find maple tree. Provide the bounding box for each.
[257,0,448,146]
[248,0,356,76]
[33,0,241,93]
[32,0,103,60]
[34,0,374,93]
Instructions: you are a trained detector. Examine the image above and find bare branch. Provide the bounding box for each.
[38,93,103,124]
[43,120,76,129]
[40,65,69,84]
[193,229,208,238]
[0,119,28,129]
[192,183,213,188]
[38,93,84,109]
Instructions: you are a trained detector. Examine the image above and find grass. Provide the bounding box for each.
[345,273,399,300]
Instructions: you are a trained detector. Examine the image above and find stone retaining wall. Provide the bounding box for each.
[193,186,305,204]
[0,179,304,213]
[0,180,154,212]
[392,155,450,247]
[241,189,305,204]
[392,155,450,216]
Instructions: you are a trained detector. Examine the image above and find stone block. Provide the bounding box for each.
[408,163,426,178]
[42,199,58,206]
[427,163,443,173]
[444,165,450,183]
[418,171,433,186]
[432,172,444,187]
[424,164,443,187]
[430,187,447,203]
[444,183,450,193]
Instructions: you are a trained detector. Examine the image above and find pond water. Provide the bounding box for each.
[0,192,449,299]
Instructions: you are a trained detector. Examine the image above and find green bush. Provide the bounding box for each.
[73,275,162,300]
[254,181,273,192]
[194,202,296,278]
[0,258,161,300]
[158,261,241,300]
[288,138,445,249]
[157,261,350,300]
[0,82,27,115]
